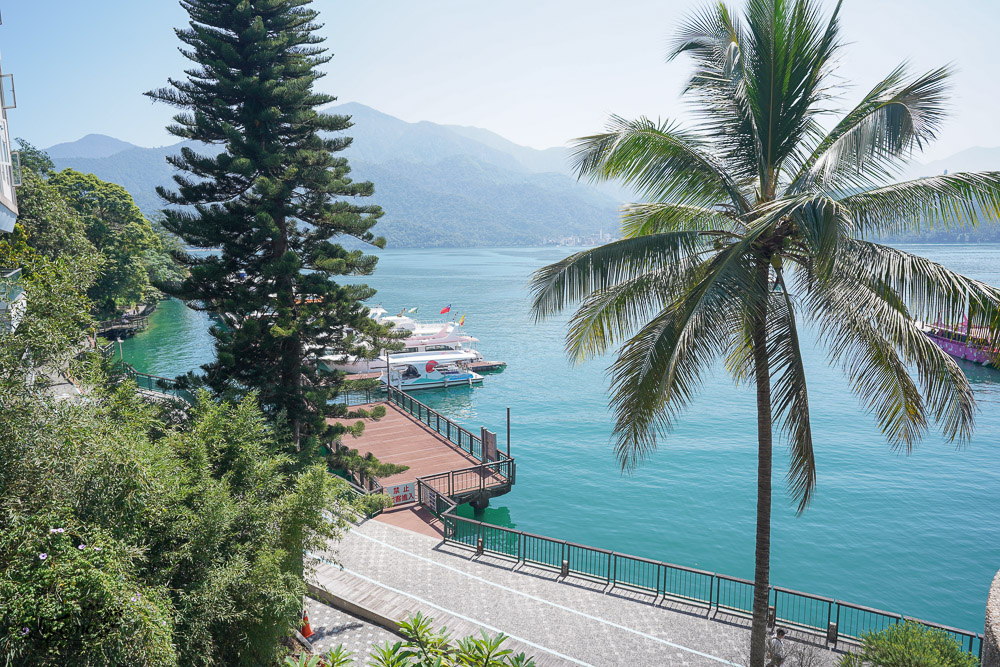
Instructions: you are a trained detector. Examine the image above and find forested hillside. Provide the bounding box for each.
[49,104,622,248]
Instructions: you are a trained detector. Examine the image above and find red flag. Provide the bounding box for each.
[440,304,451,314]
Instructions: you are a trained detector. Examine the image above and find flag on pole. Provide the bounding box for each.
[459,314,465,326]
[440,304,451,314]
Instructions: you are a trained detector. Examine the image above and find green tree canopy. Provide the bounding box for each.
[146,0,391,454]
[14,139,55,177]
[11,170,96,263]
[48,169,161,315]
[0,380,360,665]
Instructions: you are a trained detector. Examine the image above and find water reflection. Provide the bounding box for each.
[955,358,1000,388]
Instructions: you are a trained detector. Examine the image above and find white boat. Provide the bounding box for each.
[319,307,483,374]
[382,351,484,390]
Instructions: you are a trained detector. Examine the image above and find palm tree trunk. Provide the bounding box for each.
[749,262,774,667]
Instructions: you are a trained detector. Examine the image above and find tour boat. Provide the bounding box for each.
[382,351,484,390]
[319,308,483,374]
[921,319,997,367]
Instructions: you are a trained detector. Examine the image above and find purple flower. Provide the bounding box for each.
[131,592,141,602]
[77,544,86,550]
[38,553,47,560]
[49,528,64,534]
[20,627,29,636]
[94,547,102,552]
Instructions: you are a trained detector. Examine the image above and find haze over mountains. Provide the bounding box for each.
[47,103,625,248]
[45,103,1000,247]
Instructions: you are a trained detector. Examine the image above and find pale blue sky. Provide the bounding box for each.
[2,0,998,161]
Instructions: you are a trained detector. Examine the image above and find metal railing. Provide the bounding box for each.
[95,315,148,335]
[435,513,983,657]
[387,385,512,466]
[111,359,194,404]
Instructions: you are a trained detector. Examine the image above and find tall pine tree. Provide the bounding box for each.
[148,0,388,451]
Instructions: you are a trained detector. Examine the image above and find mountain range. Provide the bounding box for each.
[45,104,1000,247]
[47,104,624,248]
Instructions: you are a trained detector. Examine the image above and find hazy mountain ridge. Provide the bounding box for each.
[44,106,1000,246]
[47,104,622,247]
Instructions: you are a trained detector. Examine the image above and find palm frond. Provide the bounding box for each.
[528,232,707,321]
[742,0,844,192]
[606,216,782,470]
[788,64,952,194]
[839,171,1000,237]
[669,2,760,185]
[769,273,815,510]
[621,202,743,237]
[807,257,978,447]
[838,240,1000,350]
[565,258,703,362]
[571,116,752,212]
[809,276,929,450]
[669,1,743,89]
[608,248,753,470]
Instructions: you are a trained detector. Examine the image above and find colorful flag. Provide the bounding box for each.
[440,304,451,314]
[459,314,465,326]
[408,307,419,314]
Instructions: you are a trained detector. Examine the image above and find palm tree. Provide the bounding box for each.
[529,1,1000,664]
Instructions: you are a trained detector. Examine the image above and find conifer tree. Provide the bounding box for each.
[147,0,388,451]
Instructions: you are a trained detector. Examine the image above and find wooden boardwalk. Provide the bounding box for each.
[328,401,483,488]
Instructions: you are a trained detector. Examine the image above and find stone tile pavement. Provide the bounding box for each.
[304,596,400,660]
[311,519,846,667]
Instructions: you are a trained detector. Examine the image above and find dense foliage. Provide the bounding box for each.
[530,1,1000,665]
[147,0,393,451]
[0,175,365,666]
[0,380,358,666]
[14,141,185,317]
[838,622,979,667]
[285,613,536,667]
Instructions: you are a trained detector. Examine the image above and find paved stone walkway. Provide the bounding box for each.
[312,520,844,667]
[304,596,400,660]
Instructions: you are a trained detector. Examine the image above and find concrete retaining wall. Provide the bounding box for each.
[985,569,1000,667]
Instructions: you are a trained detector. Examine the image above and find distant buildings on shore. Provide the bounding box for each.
[543,229,617,247]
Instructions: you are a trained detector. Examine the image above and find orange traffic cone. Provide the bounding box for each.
[301,610,314,639]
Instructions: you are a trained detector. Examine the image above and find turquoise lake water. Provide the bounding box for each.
[119,244,1000,634]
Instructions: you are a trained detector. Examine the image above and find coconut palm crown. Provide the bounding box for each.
[529,0,1000,664]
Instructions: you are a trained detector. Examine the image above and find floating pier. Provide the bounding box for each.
[328,388,514,536]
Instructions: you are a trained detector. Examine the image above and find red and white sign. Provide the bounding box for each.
[387,482,415,505]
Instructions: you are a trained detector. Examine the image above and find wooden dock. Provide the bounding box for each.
[328,401,484,488]
[328,388,515,533]
[95,315,149,338]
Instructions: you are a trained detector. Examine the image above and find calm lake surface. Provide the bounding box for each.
[120,243,1000,633]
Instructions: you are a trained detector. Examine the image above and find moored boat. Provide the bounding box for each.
[921,320,997,366]
[382,351,484,390]
[318,305,488,374]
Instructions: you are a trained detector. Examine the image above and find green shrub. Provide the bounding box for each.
[356,492,395,517]
[285,613,535,667]
[838,621,979,667]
